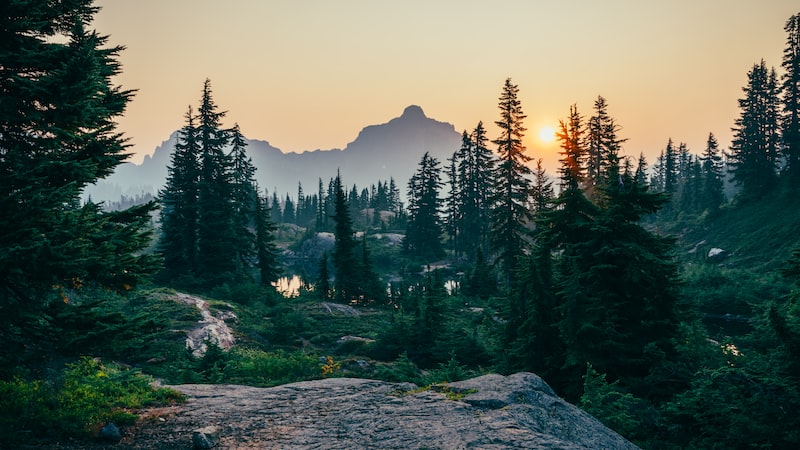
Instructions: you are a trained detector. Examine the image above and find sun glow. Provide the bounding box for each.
[538,126,556,143]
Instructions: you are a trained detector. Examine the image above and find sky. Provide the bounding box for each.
[93,1,798,173]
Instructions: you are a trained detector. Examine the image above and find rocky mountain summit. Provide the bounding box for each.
[85,105,461,203]
[66,372,637,449]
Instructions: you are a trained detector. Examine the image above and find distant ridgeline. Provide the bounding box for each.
[85,105,460,207]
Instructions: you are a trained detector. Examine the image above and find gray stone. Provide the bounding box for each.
[192,425,220,449]
[98,422,121,442]
[104,373,638,449]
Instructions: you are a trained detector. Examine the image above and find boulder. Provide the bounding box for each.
[105,373,638,449]
[97,422,121,443]
[192,425,220,449]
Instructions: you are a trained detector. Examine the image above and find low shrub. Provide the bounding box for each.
[0,357,184,443]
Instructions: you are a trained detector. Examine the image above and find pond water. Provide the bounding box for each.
[273,274,460,298]
[272,275,304,297]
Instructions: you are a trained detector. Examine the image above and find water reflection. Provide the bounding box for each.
[272,275,303,297]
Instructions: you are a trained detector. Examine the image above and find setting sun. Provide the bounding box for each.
[538,126,556,143]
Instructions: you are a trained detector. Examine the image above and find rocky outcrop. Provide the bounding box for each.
[175,293,237,357]
[109,373,638,449]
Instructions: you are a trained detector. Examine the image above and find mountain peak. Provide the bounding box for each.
[401,105,426,119]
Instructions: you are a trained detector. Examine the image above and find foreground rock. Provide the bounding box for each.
[92,372,637,449]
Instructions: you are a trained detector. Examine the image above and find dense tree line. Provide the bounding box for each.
[267,177,403,230]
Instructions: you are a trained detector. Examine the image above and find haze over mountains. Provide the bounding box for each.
[86,105,461,203]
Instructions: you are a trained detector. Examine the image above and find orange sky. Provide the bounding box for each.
[93,1,798,174]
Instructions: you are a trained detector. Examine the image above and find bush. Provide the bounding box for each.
[0,357,183,443]
[224,348,321,386]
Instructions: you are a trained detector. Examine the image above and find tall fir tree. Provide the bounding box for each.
[444,147,462,254]
[783,13,800,186]
[728,60,782,199]
[662,138,678,195]
[508,104,593,386]
[490,78,532,286]
[700,132,725,212]
[254,187,280,285]
[196,79,236,280]
[228,123,258,275]
[0,1,158,356]
[404,152,444,259]
[159,106,200,277]
[454,122,496,261]
[585,96,625,193]
[332,174,362,302]
[558,155,680,399]
[531,158,554,215]
[316,251,331,300]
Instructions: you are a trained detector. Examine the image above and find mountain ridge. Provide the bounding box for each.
[85,105,461,203]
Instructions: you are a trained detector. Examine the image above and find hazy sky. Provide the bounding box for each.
[93,1,798,172]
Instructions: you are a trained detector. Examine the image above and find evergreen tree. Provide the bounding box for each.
[228,123,258,274]
[585,96,625,192]
[700,132,725,212]
[316,251,331,300]
[254,188,280,285]
[0,1,158,352]
[728,60,781,199]
[662,138,678,194]
[783,13,800,185]
[196,79,235,280]
[159,106,200,277]
[531,158,554,215]
[519,104,596,387]
[388,177,401,213]
[444,148,462,254]
[270,191,282,223]
[650,150,665,192]
[454,122,496,261]
[331,174,361,302]
[490,78,532,286]
[678,156,703,215]
[561,157,680,399]
[315,178,327,230]
[634,153,649,186]
[404,152,444,259]
[282,194,295,224]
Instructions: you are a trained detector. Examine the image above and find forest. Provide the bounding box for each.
[2,2,800,448]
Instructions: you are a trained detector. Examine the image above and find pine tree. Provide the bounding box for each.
[453,122,496,261]
[0,1,158,350]
[331,173,361,303]
[316,178,327,230]
[508,104,593,388]
[254,188,280,285]
[404,152,444,259]
[635,153,649,186]
[196,79,235,280]
[783,13,800,185]
[270,191,282,223]
[729,60,781,199]
[561,156,680,399]
[585,96,625,192]
[444,148,461,254]
[490,78,532,286]
[159,106,200,277]
[662,138,678,194]
[282,194,295,224]
[228,123,258,274]
[316,251,331,300]
[700,132,725,212]
[531,158,554,215]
